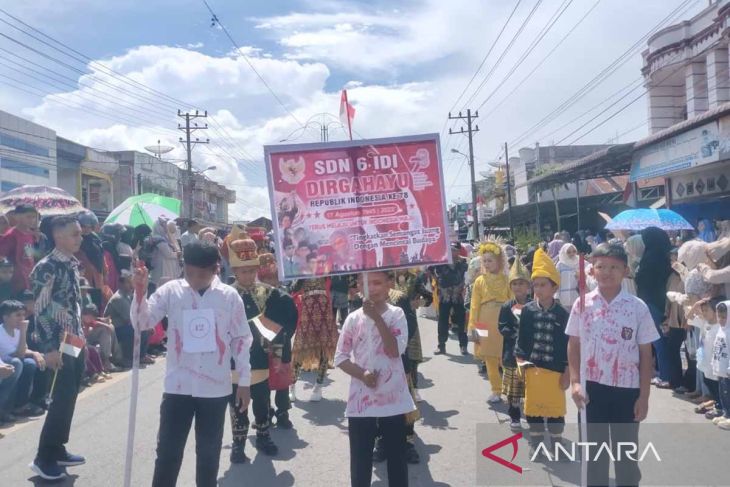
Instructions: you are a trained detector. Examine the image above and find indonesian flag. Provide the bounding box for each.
[622,180,637,207]
[339,89,356,140]
[61,332,85,357]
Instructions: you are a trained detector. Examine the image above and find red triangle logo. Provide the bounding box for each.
[481,432,523,474]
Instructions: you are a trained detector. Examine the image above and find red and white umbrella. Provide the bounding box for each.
[0,185,85,216]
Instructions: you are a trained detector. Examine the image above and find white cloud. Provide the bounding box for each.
[254,0,492,72]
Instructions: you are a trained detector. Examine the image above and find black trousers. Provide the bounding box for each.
[584,381,641,487]
[115,325,150,364]
[348,415,408,487]
[36,350,85,463]
[666,328,686,388]
[152,393,228,487]
[704,377,720,402]
[229,381,272,439]
[437,300,467,348]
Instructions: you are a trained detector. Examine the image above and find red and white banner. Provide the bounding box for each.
[265,134,451,281]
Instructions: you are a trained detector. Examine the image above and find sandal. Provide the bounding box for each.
[695,401,715,414]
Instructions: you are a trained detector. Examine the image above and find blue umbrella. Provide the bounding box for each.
[605,209,694,231]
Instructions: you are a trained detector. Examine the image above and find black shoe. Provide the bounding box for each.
[460,346,469,356]
[255,434,279,456]
[57,451,86,467]
[434,346,446,355]
[276,415,293,430]
[478,364,487,375]
[673,386,689,395]
[230,443,248,464]
[15,404,45,417]
[405,442,420,464]
[30,459,67,480]
[372,438,386,463]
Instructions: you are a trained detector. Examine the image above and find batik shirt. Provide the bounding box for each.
[431,259,468,303]
[30,248,83,353]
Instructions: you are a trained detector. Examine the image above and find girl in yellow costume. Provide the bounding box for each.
[468,241,511,403]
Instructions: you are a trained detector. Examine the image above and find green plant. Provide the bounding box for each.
[513,229,542,253]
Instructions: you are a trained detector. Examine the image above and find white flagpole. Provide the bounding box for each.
[578,255,588,487]
[123,310,142,487]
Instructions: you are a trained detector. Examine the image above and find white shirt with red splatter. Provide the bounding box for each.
[565,288,659,389]
[335,304,416,418]
[131,276,253,398]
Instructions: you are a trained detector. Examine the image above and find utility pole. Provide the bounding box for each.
[449,109,480,240]
[137,173,142,195]
[504,142,514,241]
[177,110,209,219]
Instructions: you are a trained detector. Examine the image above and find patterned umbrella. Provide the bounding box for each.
[0,185,84,216]
[605,208,694,231]
[105,193,181,228]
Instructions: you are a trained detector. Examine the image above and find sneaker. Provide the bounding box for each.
[673,386,689,395]
[460,346,469,355]
[230,443,248,464]
[289,383,297,403]
[414,390,423,403]
[255,434,279,456]
[712,415,727,425]
[433,346,446,355]
[310,384,322,402]
[705,409,723,420]
[655,381,671,389]
[29,460,67,481]
[372,438,386,463]
[695,401,715,414]
[650,377,660,385]
[141,355,155,365]
[405,442,420,464]
[509,420,522,431]
[57,451,86,467]
[718,419,730,430]
[487,393,503,404]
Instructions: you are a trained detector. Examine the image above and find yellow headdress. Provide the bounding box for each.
[531,247,560,286]
[478,241,502,256]
[509,256,531,283]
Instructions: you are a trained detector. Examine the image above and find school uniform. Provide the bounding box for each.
[565,288,659,487]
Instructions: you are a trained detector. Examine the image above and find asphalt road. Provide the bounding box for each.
[0,313,703,487]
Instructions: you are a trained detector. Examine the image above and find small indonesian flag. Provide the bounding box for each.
[61,333,85,357]
[339,89,356,140]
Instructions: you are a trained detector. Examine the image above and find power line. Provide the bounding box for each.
[474,0,575,111]
[481,0,601,119]
[505,0,697,152]
[202,0,303,127]
[446,0,524,117]
[460,0,544,110]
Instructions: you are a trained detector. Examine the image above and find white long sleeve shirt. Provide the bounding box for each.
[130,276,252,398]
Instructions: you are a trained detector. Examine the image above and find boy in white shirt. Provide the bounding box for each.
[711,300,730,429]
[335,270,416,487]
[567,243,659,487]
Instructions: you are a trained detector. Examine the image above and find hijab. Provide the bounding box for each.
[698,219,717,243]
[636,226,672,315]
[624,234,645,274]
[558,243,579,269]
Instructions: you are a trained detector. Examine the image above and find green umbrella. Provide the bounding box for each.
[105,193,181,227]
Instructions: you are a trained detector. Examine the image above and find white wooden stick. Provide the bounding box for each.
[123,322,141,487]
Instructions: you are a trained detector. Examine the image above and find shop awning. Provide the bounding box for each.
[514,143,634,193]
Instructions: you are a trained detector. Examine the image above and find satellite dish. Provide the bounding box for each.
[144,140,175,159]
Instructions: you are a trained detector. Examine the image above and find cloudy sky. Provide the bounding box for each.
[0,0,706,220]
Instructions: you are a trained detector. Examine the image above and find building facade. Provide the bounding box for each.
[0,110,57,192]
[111,151,183,203]
[638,0,730,221]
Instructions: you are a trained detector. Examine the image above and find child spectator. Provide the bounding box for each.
[711,300,730,429]
[0,258,14,302]
[515,248,570,456]
[0,204,39,293]
[104,271,152,368]
[498,257,531,430]
[335,271,415,487]
[81,304,118,374]
[567,243,660,487]
[695,296,724,419]
[0,300,45,422]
